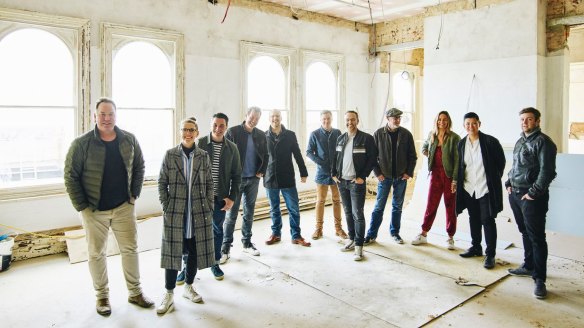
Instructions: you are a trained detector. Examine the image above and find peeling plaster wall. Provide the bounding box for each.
[423,0,542,146]
[0,0,370,236]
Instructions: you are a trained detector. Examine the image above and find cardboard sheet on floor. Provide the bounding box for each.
[64,216,162,264]
[251,218,484,328]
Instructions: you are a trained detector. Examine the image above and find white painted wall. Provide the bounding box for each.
[423,0,542,147]
[0,0,371,233]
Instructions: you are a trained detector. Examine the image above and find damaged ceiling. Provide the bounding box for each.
[261,0,457,24]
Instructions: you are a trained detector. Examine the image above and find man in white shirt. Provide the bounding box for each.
[455,112,506,269]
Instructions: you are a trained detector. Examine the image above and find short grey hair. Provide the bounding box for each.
[320,110,332,117]
[247,106,262,116]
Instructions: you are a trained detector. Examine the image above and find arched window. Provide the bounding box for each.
[0,17,87,197]
[392,71,414,132]
[305,61,339,143]
[241,42,296,134]
[112,41,174,177]
[102,23,184,179]
[247,55,287,132]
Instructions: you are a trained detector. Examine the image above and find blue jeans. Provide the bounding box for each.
[367,178,407,238]
[266,187,302,239]
[338,180,366,246]
[212,198,227,261]
[224,177,260,249]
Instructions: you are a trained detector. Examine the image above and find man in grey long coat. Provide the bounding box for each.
[156,117,215,315]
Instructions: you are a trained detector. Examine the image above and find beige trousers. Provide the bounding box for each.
[315,183,343,230]
[80,202,142,300]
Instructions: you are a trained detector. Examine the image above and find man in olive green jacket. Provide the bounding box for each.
[64,97,153,316]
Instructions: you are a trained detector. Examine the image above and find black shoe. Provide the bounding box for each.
[508,264,533,277]
[534,279,547,299]
[363,236,376,245]
[392,234,404,244]
[459,247,483,258]
[483,256,495,269]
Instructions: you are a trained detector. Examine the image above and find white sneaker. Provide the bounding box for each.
[183,284,203,303]
[156,292,174,315]
[446,237,455,250]
[353,246,363,261]
[411,234,427,245]
[340,239,355,252]
[243,243,260,256]
[219,252,230,264]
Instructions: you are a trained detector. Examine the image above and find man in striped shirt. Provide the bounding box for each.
[196,113,242,280]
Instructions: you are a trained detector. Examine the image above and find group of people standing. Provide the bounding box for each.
[63,97,557,317]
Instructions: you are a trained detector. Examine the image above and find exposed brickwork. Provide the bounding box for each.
[548,24,569,52]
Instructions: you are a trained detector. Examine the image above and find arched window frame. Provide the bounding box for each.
[101,22,184,181]
[240,41,297,132]
[301,50,345,155]
[0,8,89,200]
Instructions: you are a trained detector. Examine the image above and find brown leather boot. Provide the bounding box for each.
[96,298,111,316]
[334,217,348,239]
[312,228,323,240]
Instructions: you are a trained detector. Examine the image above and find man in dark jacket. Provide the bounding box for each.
[365,108,417,245]
[505,107,557,299]
[456,112,506,270]
[64,97,153,315]
[196,113,241,281]
[332,111,377,261]
[264,109,311,247]
[223,107,268,262]
[306,110,348,240]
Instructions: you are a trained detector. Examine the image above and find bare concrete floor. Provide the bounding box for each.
[1,199,583,328]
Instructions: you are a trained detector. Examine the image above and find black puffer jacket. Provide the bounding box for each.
[505,127,557,199]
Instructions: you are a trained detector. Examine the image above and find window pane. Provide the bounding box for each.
[0,107,74,188]
[392,73,413,112]
[0,28,73,106]
[306,62,336,111]
[113,41,172,109]
[247,56,285,110]
[115,109,174,178]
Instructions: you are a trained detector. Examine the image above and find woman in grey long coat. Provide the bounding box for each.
[156,117,215,315]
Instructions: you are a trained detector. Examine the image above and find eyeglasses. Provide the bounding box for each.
[181,128,197,133]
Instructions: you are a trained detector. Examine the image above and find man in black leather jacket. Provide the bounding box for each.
[332,111,377,261]
[505,107,557,300]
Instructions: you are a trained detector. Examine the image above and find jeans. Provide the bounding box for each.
[367,178,407,238]
[212,197,227,261]
[509,189,549,282]
[266,187,302,239]
[165,237,197,290]
[338,180,366,246]
[224,177,260,249]
[464,190,497,257]
[80,202,142,299]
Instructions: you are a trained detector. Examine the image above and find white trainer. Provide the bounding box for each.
[353,246,363,261]
[411,234,427,245]
[446,237,455,250]
[340,239,355,252]
[219,252,230,264]
[243,243,260,256]
[183,284,203,303]
[156,292,174,315]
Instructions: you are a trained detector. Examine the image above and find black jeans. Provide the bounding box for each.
[464,190,497,257]
[509,189,549,281]
[165,237,198,290]
[338,180,366,246]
